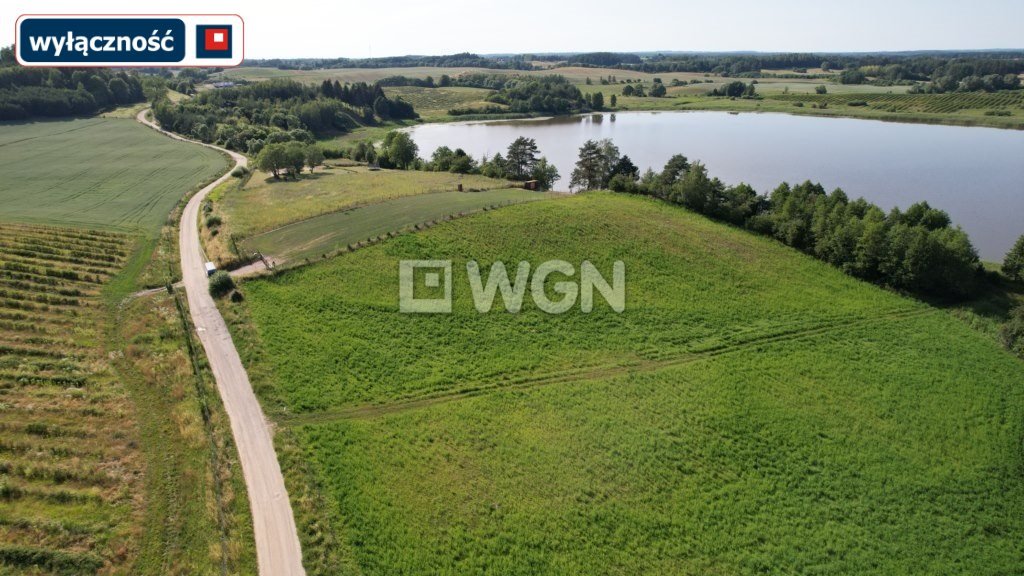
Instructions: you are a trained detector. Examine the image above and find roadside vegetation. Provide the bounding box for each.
[224,193,1024,574]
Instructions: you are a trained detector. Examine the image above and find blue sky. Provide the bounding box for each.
[4,0,1022,58]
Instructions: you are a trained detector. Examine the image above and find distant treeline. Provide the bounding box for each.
[244,52,533,71]
[624,52,1024,93]
[568,138,983,299]
[153,78,416,153]
[531,52,643,67]
[0,46,145,120]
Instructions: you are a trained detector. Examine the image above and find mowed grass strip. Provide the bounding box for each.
[231,192,1024,574]
[0,118,226,235]
[220,166,513,238]
[243,188,550,263]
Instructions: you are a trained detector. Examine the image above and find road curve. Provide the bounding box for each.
[136,109,306,575]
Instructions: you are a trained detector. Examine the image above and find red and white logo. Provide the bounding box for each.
[204,28,230,51]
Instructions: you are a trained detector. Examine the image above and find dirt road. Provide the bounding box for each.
[137,110,306,575]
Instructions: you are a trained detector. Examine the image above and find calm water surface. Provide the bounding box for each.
[408,111,1024,260]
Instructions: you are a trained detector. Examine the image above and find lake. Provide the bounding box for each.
[408,111,1024,261]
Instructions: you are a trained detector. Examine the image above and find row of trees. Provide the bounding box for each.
[337,134,560,190]
[0,47,145,120]
[568,139,984,299]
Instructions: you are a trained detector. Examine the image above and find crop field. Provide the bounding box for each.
[228,193,1024,574]
[243,188,551,263]
[0,224,140,573]
[382,86,496,119]
[0,118,226,235]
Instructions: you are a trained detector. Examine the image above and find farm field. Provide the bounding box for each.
[0,224,255,574]
[0,224,138,574]
[0,115,254,573]
[227,193,1024,574]
[243,188,551,263]
[0,118,227,235]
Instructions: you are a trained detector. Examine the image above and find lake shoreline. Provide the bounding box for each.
[408,110,1024,261]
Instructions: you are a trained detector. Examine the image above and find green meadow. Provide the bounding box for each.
[228,193,1024,574]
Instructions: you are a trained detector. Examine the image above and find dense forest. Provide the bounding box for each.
[153,78,416,153]
[567,138,984,299]
[0,46,145,120]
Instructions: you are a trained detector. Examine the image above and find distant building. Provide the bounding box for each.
[212,81,236,89]
[524,180,540,191]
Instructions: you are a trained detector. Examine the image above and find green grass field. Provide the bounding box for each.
[243,188,551,263]
[226,193,1024,574]
[0,118,227,235]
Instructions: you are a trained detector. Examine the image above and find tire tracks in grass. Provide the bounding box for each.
[284,306,937,426]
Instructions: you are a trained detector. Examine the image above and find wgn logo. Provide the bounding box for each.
[15,15,243,67]
[399,260,626,314]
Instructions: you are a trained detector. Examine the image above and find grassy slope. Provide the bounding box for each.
[244,188,551,263]
[227,193,1024,574]
[0,118,226,235]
